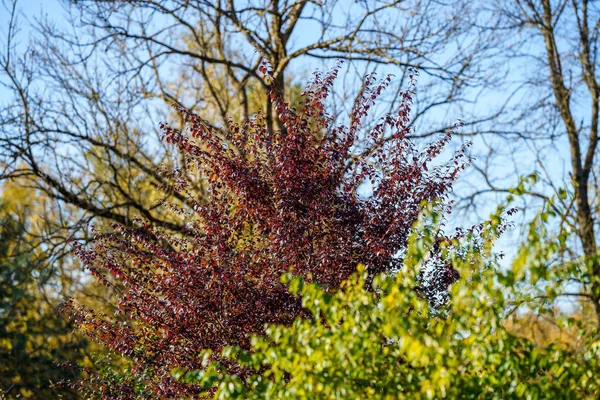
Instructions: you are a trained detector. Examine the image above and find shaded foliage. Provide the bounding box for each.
[0,206,86,399]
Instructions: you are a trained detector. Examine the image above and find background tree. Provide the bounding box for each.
[459,0,600,322]
[0,0,499,246]
[0,190,88,399]
[0,3,502,394]
[2,0,598,396]
[504,305,597,349]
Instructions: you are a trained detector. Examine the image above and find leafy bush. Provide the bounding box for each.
[181,205,600,399]
[64,62,471,398]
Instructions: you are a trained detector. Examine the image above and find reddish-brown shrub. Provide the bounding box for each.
[64,62,470,398]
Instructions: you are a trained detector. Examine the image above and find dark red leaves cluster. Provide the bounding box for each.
[64,61,470,398]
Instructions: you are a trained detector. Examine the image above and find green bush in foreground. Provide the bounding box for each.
[177,203,600,399]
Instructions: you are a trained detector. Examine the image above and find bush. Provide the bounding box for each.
[181,206,600,399]
[64,62,471,398]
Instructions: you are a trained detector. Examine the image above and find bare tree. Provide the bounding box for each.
[462,0,600,321]
[0,0,498,250]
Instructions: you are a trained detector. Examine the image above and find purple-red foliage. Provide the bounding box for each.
[64,61,470,398]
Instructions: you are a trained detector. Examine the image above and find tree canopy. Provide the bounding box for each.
[63,62,476,398]
[0,197,87,399]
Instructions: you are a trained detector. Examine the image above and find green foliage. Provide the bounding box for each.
[177,204,600,399]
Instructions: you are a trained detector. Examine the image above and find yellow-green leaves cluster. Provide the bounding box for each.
[179,206,600,399]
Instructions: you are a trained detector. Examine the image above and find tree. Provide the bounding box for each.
[182,206,600,400]
[0,174,121,399]
[0,0,499,255]
[0,198,87,399]
[60,0,492,130]
[64,63,471,398]
[460,0,600,322]
[0,4,501,374]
